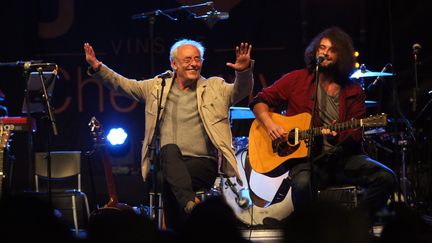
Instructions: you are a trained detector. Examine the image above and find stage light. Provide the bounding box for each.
[107,128,128,146]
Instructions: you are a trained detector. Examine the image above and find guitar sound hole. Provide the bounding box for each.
[277,142,289,156]
[277,130,300,157]
[287,130,296,145]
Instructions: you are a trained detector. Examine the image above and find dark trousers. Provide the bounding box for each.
[289,154,396,213]
[159,144,218,230]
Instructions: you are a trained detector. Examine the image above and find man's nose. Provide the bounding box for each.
[322,48,330,55]
[190,59,200,65]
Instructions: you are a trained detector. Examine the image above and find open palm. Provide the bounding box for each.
[226,42,252,72]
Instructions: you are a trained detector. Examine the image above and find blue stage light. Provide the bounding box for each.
[106,128,128,146]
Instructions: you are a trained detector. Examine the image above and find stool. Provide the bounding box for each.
[318,185,359,209]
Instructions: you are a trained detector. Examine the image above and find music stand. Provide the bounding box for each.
[21,71,56,114]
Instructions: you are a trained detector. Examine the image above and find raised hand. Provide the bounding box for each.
[84,43,102,70]
[226,42,252,72]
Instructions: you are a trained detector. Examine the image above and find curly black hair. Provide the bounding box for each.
[304,26,355,82]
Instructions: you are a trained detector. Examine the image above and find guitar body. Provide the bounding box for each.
[248,112,387,174]
[249,112,311,174]
[90,203,134,218]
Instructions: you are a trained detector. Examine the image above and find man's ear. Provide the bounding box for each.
[170,59,177,71]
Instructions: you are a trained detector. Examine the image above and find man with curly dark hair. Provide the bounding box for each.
[250,27,396,219]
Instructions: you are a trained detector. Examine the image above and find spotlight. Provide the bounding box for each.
[107,128,128,146]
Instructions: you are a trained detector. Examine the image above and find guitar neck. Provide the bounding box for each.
[102,148,118,204]
[299,119,362,139]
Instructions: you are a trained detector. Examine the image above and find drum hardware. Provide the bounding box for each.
[398,137,413,206]
[349,63,395,91]
[367,138,393,154]
[365,100,378,108]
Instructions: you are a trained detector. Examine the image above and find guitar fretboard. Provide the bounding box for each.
[299,119,362,140]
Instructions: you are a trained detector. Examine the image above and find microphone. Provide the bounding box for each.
[224,178,250,209]
[413,43,421,63]
[236,189,250,209]
[412,43,421,55]
[23,62,58,71]
[195,10,229,23]
[157,70,173,79]
[316,54,327,65]
[0,60,56,70]
[367,63,392,90]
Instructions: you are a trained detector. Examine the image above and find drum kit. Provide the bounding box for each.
[217,66,400,227]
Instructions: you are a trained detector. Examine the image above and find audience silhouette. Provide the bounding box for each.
[379,202,432,243]
[283,202,372,243]
[0,194,75,243]
[179,195,250,243]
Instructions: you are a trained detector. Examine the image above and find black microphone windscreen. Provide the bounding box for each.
[413,43,421,54]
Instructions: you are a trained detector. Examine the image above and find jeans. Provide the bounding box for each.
[289,154,396,213]
[159,144,218,229]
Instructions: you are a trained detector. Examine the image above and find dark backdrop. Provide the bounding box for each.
[0,0,431,210]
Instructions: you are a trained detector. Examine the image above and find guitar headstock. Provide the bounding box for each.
[88,116,105,147]
[361,113,387,127]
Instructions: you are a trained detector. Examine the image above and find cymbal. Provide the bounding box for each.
[350,68,395,79]
[365,100,378,107]
[364,127,386,136]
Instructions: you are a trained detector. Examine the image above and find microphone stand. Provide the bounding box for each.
[131,1,215,76]
[398,47,423,206]
[37,68,58,136]
[411,50,420,113]
[390,67,416,206]
[36,67,58,206]
[307,62,322,202]
[148,76,167,229]
[21,68,36,193]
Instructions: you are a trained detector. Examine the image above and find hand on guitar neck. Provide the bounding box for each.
[88,117,134,213]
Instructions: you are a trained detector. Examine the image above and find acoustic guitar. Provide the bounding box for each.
[248,112,387,174]
[88,117,133,212]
